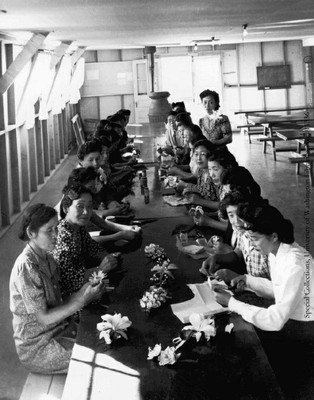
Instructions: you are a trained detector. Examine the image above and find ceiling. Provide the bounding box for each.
[1,0,314,50]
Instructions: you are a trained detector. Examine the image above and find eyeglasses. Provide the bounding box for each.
[194,152,207,158]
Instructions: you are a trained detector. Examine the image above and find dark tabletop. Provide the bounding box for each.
[62,169,284,400]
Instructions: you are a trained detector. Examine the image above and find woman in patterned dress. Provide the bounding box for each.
[181,140,238,210]
[9,204,106,373]
[53,184,119,300]
[199,89,232,148]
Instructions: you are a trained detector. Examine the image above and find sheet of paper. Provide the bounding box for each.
[163,195,192,206]
[171,282,227,323]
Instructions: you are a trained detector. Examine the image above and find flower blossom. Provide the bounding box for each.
[144,243,167,260]
[89,270,107,285]
[147,344,162,360]
[158,346,180,366]
[139,287,168,312]
[97,313,132,344]
[182,313,216,342]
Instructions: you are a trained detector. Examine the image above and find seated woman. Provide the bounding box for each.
[199,89,232,148]
[53,184,119,299]
[9,204,106,373]
[200,190,270,279]
[157,111,183,156]
[167,123,206,181]
[175,111,203,138]
[214,204,314,330]
[65,167,139,243]
[115,109,133,151]
[77,139,130,215]
[181,142,238,209]
[193,166,262,232]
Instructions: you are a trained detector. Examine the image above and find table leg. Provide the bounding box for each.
[263,126,268,153]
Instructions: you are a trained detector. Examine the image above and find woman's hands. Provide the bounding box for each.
[74,281,106,307]
[118,230,138,241]
[199,254,218,276]
[213,288,232,307]
[230,275,247,292]
[99,253,120,273]
[214,269,239,284]
[193,214,212,227]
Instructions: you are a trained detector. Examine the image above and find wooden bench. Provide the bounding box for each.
[237,124,264,144]
[289,152,314,186]
[19,373,66,400]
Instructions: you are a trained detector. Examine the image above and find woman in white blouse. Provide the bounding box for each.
[214,204,314,331]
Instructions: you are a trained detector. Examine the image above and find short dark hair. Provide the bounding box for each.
[60,184,93,219]
[117,109,131,117]
[208,148,238,169]
[107,114,126,124]
[77,140,102,161]
[175,112,193,127]
[67,167,98,187]
[221,166,261,200]
[172,101,186,112]
[218,190,268,220]
[199,90,220,110]
[19,204,57,241]
[239,204,295,244]
[168,110,178,117]
[193,139,215,156]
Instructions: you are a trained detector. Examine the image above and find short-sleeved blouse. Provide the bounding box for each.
[197,168,223,201]
[9,244,75,373]
[53,219,105,298]
[199,114,232,143]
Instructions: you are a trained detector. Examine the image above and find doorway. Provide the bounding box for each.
[158,54,222,123]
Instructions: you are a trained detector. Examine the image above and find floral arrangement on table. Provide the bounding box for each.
[97,313,132,345]
[141,244,177,313]
[139,286,169,313]
[147,313,234,366]
[144,243,168,262]
[150,260,178,287]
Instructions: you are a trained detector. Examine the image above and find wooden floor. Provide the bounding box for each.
[0,128,313,400]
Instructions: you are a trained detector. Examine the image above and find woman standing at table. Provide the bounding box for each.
[199,89,232,148]
[9,204,106,373]
[53,184,118,300]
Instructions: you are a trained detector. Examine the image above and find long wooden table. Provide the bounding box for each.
[234,106,313,116]
[246,115,314,160]
[235,107,314,145]
[61,168,284,400]
[275,128,314,185]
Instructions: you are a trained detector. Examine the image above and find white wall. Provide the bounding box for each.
[80,40,310,130]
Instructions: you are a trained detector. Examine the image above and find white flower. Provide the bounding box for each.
[151,260,177,279]
[89,270,107,285]
[147,344,162,360]
[144,243,166,260]
[139,287,169,312]
[182,313,216,342]
[209,111,223,121]
[97,313,132,343]
[158,346,180,366]
[225,323,234,334]
[99,329,112,344]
